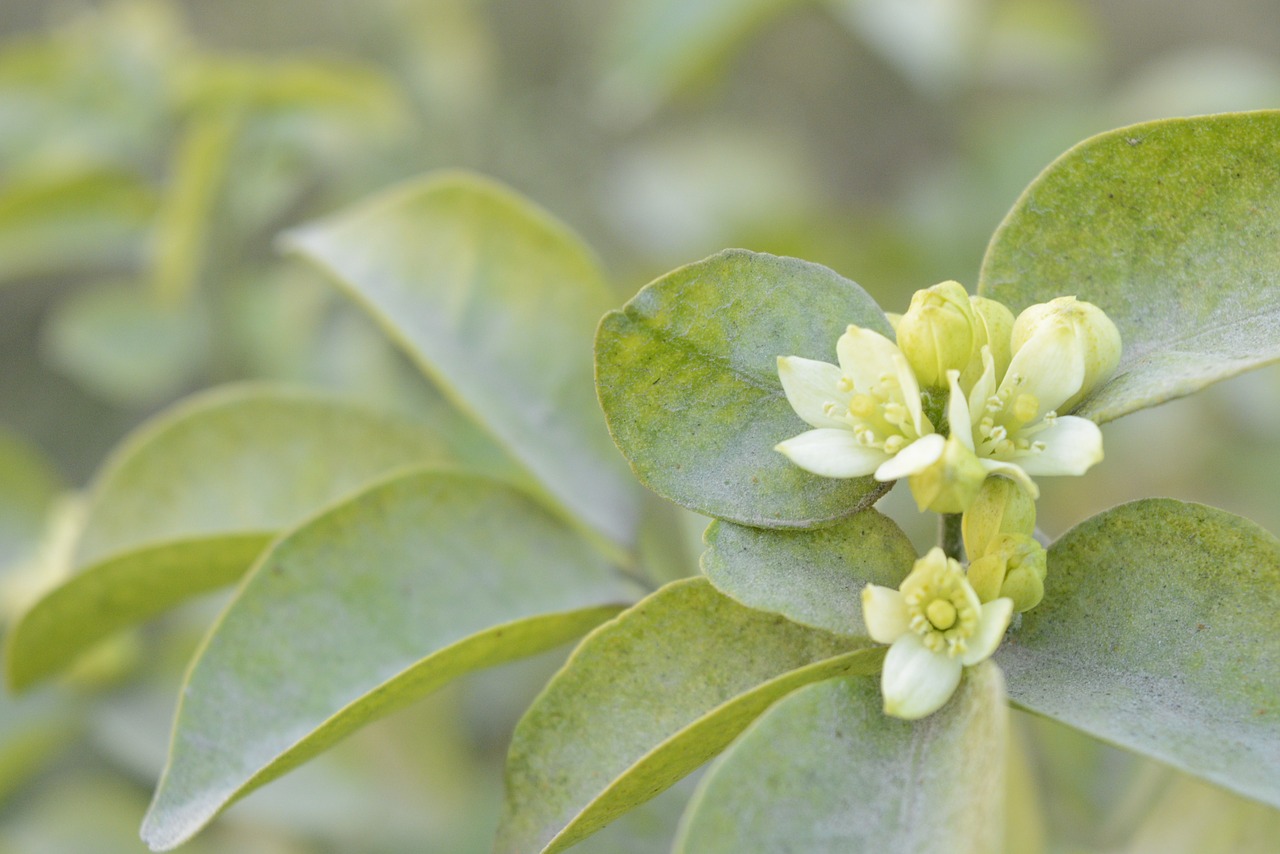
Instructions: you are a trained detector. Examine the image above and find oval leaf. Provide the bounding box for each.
[6,385,447,690]
[997,498,1280,807]
[675,663,1008,853]
[282,171,639,549]
[702,509,917,635]
[496,577,883,854]
[595,249,893,529]
[979,111,1280,422]
[140,470,630,851]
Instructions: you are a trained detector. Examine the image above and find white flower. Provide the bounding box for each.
[950,336,1103,500]
[862,548,1012,720]
[774,325,941,483]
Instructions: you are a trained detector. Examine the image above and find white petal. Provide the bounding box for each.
[775,428,887,478]
[874,433,944,481]
[1015,416,1103,476]
[893,353,931,435]
[861,585,908,644]
[1000,323,1085,417]
[946,370,974,451]
[977,460,1041,499]
[960,598,1014,665]
[836,326,902,391]
[968,347,997,427]
[777,356,849,429]
[881,633,963,720]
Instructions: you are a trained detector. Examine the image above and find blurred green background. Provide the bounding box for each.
[1,1,1278,851]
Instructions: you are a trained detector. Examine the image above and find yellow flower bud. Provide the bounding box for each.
[907,435,987,514]
[959,296,1014,390]
[896,281,978,388]
[965,533,1047,612]
[962,476,1036,561]
[1011,296,1121,413]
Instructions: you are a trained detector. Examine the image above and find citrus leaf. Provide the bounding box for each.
[6,385,447,690]
[979,111,1280,422]
[141,470,630,851]
[595,249,893,529]
[496,577,882,854]
[674,663,1007,853]
[282,172,639,550]
[997,498,1280,807]
[702,509,917,635]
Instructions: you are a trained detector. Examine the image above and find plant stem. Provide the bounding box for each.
[939,513,964,562]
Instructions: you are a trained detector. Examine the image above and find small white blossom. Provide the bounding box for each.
[774,325,940,482]
[862,548,1013,720]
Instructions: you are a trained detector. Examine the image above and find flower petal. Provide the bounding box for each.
[874,433,944,481]
[1000,323,1085,417]
[893,353,931,435]
[946,370,974,451]
[968,347,998,428]
[777,356,850,429]
[881,633,963,720]
[775,428,887,478]
[960,597,1014,665]
[861,585,908,644]
[836,326,902,392]
[977,460,1040,500]
[1014,416,1103,476]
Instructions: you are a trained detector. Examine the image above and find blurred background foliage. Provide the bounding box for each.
[0,0,1278,851]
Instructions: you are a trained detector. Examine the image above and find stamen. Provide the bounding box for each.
[837,377,854,393]
[882,435,906,455]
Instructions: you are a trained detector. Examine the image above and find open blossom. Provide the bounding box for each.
[862,548,1012,719]
[774,325,941,483]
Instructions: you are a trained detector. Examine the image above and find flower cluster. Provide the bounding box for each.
[776,281,1120,718]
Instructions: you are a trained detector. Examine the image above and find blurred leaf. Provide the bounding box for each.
[6,385,449,690]
[149,114,237,304]
[674,663,1007,853]
[0,428,62,570]
[284,171,640,550]
[997,499,1280,806]
[496,577,881,854]
[702,509,916,635]
[42,281,208,406]
[595,249,892,529]
[979,111,1280,423]
[0,691,79,805]
[1119,773,1280,854]
[140,469,630,851]
[598,0,805,120]
[0,170,153,282]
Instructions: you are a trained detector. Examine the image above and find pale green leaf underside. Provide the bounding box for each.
[979,111,1280,422]
[997,499,1280,807]
[141,470,631,851]
[282,171,639,549]
[496,577,882,854]
[6,385,447,690]
[702,509,917,635]
[675,663,1008,853]
[0,427,63,569]
[595,249,893,529]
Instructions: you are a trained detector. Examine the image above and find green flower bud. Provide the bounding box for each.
[959,296,1014,390]
[1011,296,1121,413]
[965,533,1047,612]
[962,476,1036,561]
[896,281,977,388]
[908,435,987,514]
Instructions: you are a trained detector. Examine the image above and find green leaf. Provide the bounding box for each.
[595,250,893,529]
[997,498,1280,807]
[6,385,448,690]
[702,509,917,635]
[140,470,630,851]
[979,111,1280,422]
[496,577,883,854]
[283,171,639,550]
[674,663,1008,853]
